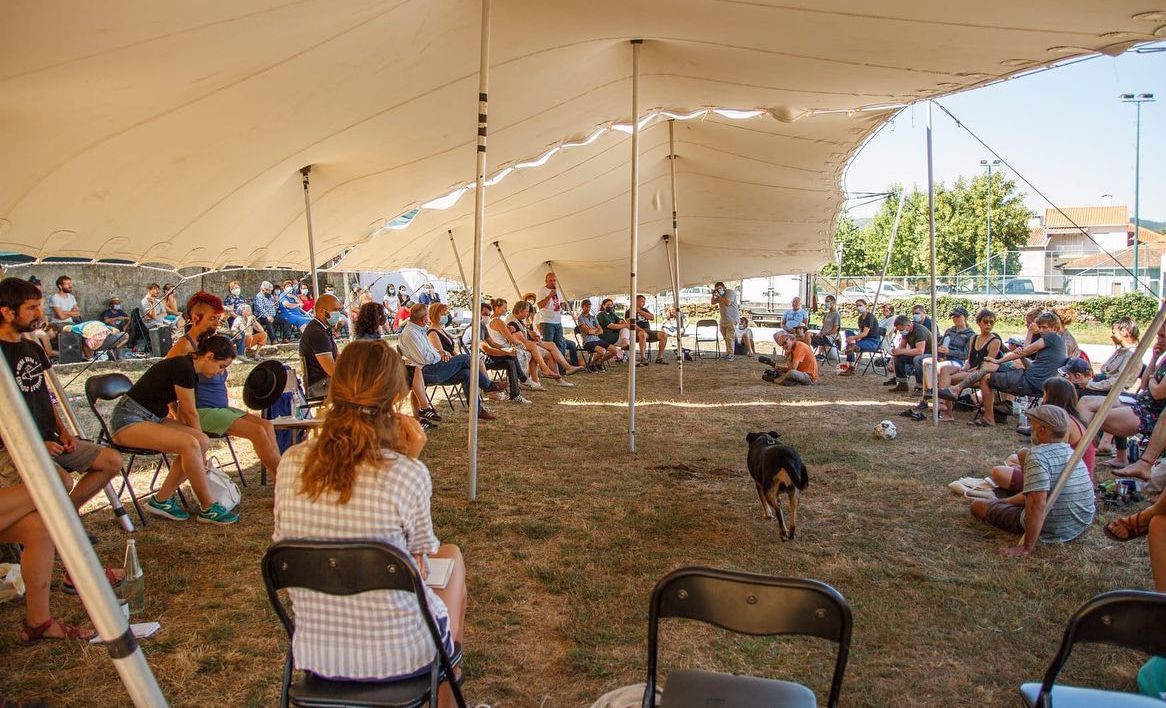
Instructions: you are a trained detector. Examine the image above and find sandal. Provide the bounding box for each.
[1104,509,1152,542]
[968,417,993,428]
[62,567,124,595]
[908,411,925,421]
[19,618,95,644]
[655,357,667,364]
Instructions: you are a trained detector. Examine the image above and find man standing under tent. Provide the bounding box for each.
[536,272,580,367]
[299,293,343,399]
[711,281,740,361]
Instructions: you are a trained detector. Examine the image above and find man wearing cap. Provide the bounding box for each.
[763,330,818,386]
[101,297,130,331]
[970,404,1095,556]
[299,293,343,399]
[1059,358,1093,394]
[253,281,278,344]
[916,306,975,402]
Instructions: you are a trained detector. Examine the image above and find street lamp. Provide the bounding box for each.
[1121,92,1155,294]
[981,159,1001,292]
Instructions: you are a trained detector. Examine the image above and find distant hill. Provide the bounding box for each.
[1134,218,1166,234]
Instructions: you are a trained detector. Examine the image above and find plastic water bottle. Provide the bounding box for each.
[121,538,145,616]
[1018,406,1029,431]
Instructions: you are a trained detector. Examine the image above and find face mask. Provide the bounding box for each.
[857,305,867,313]
[284,286,295,294]
[230,288,241,296]
[328,311,343,325]
[912,314,922,323]
[301,288,309,295]
[111,305,122,312]
[325,288,334,295]
[604,306,613,313]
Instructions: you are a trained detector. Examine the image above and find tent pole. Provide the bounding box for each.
[46,369,133,533]
[467,0,492,501]
[0,364,166,705]
[300,166,321,298]
[926,101,939,428]
[492,241,522,299]
[448,230,470,297]
[628,38,642,454]
[667,119,684,395]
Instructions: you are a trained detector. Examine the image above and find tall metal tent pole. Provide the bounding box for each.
[300,166,321,298]
[627,39,642,454]
[467,0,491,501]
[448,230,470,296]
[0,365,166,705]
[666,119,684,395]
[493,241,522,298]
[46,369,133,532]
[926,101,940,428]
[868,190,906,314]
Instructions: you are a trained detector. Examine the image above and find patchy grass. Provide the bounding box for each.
[0,350,1155,706]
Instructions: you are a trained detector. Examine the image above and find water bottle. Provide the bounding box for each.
[121,538,145,616]
[1018,406,1029,431]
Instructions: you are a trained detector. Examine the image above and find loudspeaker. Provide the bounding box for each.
[148,327,173,357]
[58,331,85,364]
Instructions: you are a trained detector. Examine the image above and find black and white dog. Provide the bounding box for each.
[745,431,809,541]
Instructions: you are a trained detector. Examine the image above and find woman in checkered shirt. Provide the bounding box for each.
[273,339,466,698]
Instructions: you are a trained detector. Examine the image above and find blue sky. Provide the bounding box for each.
[844,46,1165,223]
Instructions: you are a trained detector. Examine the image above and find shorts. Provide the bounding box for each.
[582,340,605,352]
[989,368,1039,397]
[0,439,106,488]
[382,613,455,681]
[1128,402,1163,437]
[984,499,1025,535]
[198,407,247,436]
[109,396,165,438]
[1007,467,1024,494]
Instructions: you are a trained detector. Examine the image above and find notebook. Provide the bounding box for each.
[424,558,455,589]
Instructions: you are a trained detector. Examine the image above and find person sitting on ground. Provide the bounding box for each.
[462,301,532,403]
[535,272,580,366]
[597,298,640,364]
[886,314,931,393]
[764,330,818,386]
[507,301,581,383]
[253,281,279,343]
[110,335,239,524]
[298,284,315,314]
[988,378,1096,493]
[276,279,311,335]
[736,316,756,356]
[272,339,467,705]
[397,303,505,419]
[1083,317,1139,397]
[627,294,669,364]
[299,294,344,399]
[917,306,974,404]
[167,293,282,478]
[781,296,809,338]
[576,299,618,371]
[941,311,1067,428]
[48,275,80,327]
[810,295,840,359]
[101,297,130,331]
[840,298,881,376]
[710,282,740,361]
[485,298,542,388]
[970,404,1095,557]
[230,304,268,359]
[223,280,247,319]
[929,308,1001,421]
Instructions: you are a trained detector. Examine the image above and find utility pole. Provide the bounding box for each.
[1121,93,1155,295]
[980,159,1000,292]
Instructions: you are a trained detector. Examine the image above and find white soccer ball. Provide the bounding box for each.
[875,420,897,440]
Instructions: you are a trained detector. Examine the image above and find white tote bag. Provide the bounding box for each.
[186,457,241,511]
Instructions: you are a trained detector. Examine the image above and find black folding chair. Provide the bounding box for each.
[262,540,465,708]
[693,320,721,359]
[1020,589,1166,707]
[84,373,171,526]
[643,567,852,708]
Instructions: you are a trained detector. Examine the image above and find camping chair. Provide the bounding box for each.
[91,330,129,361]
[84,373,172,526]
[573,326,607,371]
[643,567,852,708]
[262,540,465,708]
[693,320,721,359]
[1020,589,1166,707]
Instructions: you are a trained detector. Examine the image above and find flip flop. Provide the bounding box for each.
[968,418,993,428]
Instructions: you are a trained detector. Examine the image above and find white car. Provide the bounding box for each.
[841,282,915,300]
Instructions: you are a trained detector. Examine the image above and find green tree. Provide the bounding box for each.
[936,173,1030,278]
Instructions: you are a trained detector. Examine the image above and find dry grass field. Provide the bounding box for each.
[0,348,1156,706]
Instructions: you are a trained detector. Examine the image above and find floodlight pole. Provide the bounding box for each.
[0,364,166,705]
[492,241,522,299]
[926,101,939,428]
[448,230,470,298]
[467,0,492,501]
[628,39,642,454]
[300,166,321,298]
[666,119,684,395]
[980,159,1000,291]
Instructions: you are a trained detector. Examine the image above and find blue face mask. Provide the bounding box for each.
[328,311,343,325]
[912,314,923,323]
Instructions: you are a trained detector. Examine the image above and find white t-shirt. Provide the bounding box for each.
[536,285,564,325]
[49,293,77,324]
[715,288,739,324]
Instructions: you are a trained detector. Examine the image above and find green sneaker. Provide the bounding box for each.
[196,502,239,526]
[146,494,190,521]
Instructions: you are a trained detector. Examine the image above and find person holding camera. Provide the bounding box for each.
[710,281,739,361]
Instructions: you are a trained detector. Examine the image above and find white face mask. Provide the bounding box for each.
[857,305,867,313]
[301,288,309,295]
[230,288,241,296]
[284,286,294,294]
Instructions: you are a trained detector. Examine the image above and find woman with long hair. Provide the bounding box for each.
[353,301,388,340]
[273,340,466,702]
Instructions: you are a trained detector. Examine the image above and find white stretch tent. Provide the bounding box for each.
[2,1,1160,290]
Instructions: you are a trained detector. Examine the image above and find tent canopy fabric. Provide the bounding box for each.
[1,1,1158,291]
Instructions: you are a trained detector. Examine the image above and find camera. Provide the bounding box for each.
[758,355,776,368]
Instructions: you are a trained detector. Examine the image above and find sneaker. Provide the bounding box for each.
[477,406,496,420]
[725,354,735,361]
[509,394,533,404]
[525,380,545,391]
[196,502,239,526]
[554,378,575,387]
[488,390,506,400]
[418,407,443,423]
[420,418,437,430]
[146,494,190,521]
[891,382,909,393]
[882,378,898,386]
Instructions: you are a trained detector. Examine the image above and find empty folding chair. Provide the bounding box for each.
[693,320,721,359]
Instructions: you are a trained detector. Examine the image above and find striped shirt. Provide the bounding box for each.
[272,441,447,680]
[1021,442,1095,543]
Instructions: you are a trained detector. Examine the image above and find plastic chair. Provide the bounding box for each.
[642,567,852,708]
[1020,589,1166,707]
[262,540,465,708]
[693,320,721,359]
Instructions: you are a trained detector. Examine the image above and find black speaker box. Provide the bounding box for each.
[149,327,173,357]
[58,331,85,364]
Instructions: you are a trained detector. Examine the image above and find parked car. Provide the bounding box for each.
[840,282,916,300]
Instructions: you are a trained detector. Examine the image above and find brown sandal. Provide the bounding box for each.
[1104,509,1152,542]
[19,618,95,644]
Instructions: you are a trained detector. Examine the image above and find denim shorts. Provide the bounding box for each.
[109,396,164,438]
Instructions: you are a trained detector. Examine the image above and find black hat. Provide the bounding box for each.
[243,360,289,411]
[950,306,969,318]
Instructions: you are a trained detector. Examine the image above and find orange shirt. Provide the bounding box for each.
[787,340,819,382]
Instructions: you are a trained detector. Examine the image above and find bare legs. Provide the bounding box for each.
[114,420,213,507]
[430,544,467,708]
[225,413,281,476]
